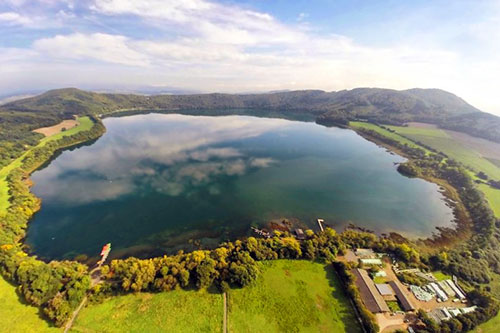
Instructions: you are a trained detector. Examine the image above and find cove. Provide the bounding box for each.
[26,113,454,260]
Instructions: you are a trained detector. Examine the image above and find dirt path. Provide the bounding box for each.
[63,295,87,333]
[375,313,405,332]
[223,292,227,333]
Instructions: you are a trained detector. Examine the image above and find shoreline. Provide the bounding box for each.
[2,116,106,253]
[351,127,472,249]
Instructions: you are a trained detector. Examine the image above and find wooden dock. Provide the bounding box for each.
[317,219,325,232]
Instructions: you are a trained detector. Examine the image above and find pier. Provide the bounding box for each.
[317,219,325,232]
[251,227,271,238]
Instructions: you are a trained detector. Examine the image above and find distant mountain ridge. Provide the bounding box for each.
[3,87,499,143]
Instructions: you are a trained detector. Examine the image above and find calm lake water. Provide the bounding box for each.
[27,114,454,260]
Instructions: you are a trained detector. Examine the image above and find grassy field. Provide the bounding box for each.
[478,184,500,217]
[71,260,359,332]
[228,260,361,333]
[350,121,424,150]
[71,289,223,333]
[38,116,93,147]
[0,275,58,333]
[0,116,93,216]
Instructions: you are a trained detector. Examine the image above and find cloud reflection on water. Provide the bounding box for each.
[33,114,289,204]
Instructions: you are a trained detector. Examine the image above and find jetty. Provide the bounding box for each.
[317,219,325,232]
[251,227,271,238]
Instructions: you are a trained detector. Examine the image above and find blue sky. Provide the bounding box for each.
[0,0,499,114]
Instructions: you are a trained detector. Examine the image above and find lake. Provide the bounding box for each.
[26,113,454,260]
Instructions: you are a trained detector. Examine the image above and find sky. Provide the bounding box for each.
[0,0,499,115]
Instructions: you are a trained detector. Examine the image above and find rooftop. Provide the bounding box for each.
[389,281,416,312]
[352,269,390,313]
[375,283,394,296]
[355,248,376,259]
[360,258,383,265]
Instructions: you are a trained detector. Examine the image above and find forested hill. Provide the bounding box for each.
[2,87,480,116]
[2,87,500,143]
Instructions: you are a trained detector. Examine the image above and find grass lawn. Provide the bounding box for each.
[228,260,361,333]
[386,300,402,313]
[0,275,58,333]
[478,184,500,217]
[71,288,223,333]
[0,116,93,217]
[432,271,451,282]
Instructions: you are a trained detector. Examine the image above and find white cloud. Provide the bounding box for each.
[1,0,500,114]
[189,148,242,161]
[0,11,33,25]
[33,33,150,66]
[91,0,299,45]
[250,158,276,168]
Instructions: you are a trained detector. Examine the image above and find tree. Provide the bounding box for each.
[196,257,218,288]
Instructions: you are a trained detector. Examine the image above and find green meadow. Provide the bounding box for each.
[70,289,223,333]
[0,275,58,333]
[228,260,361,333]
[478,184,500,217]
[350,121,424,150]
[69,260,359,332]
